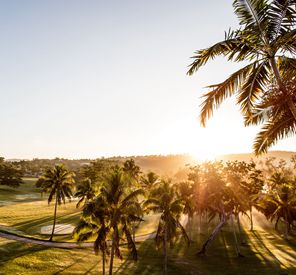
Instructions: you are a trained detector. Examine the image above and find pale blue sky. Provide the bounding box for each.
[0,0,295,159]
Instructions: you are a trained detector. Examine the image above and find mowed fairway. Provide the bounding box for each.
[0,178,296,274]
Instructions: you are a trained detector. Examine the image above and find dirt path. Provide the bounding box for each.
[0,215,188,249]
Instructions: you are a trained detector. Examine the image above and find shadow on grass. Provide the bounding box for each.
[0,240,48,266]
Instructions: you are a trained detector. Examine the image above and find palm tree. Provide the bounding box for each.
[196,162,229,255]
[123,159,142,181]
[36,164,75,241]
[140,171,160,190]
[102,166,144,275]
[144,180,189,275]
[176,181,195,239]
[73,197,110,275]
[261,173,296,238]
[75,178,96,208]
[188,0,296,154]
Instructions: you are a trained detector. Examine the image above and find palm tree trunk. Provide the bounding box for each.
[269,57,296,120]
[132,223,136,242]
[197,211,227,255]
[163,225,168,275]
[275,216,280,231]
[109,239,115,275]
[102,245,106,275]
[237,214,243,245]
[188,215,192,240]
[250,205,253,231]
[231,214,243,257]
[49,193,58,241]
[284,211,289,240]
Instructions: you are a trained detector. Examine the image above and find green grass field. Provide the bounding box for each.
[0,178,295,274]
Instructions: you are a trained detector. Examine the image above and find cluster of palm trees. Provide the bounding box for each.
[36,160,189,275]
[36,155,296,274]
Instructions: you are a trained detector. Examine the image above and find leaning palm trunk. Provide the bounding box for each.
[109,239,115,275]
[197,210,227,255]
[50,193,58,241]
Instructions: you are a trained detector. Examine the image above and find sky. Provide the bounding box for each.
[0,0,295,160]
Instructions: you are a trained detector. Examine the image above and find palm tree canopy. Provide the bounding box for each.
[36,164,75,205]
[188,0,296,154]
[75,178,96,208]
[144,180,189,247]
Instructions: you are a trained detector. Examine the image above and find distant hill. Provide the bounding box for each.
[111,154,197,176]
[217,151,296,163]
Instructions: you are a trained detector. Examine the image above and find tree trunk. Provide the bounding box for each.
[102,245,106,275]
[132,223,136,242]
[250,205,253,231]
[199,211,202,235]
[197,211,227,255]
[49,193,58,241]
[275,216,280,231]
[188,215,192,240]
[237,214,244,245]
[109,239,115,275]
[231,214,243,257]
[269,57,296,120]
[284,212,289,240]
[163,224,168,275]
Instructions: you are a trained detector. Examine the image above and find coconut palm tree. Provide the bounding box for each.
[188,0,296,154]
[176,181,195,239]
[144,180,189,275]
[73,197,110,275]
[123,159,142,182]
[196,162,230,255]
[259,172,296,238]
[140,171,160,190]
[102,166,144,275]
[36,164,75,241]
[75,178,96,208]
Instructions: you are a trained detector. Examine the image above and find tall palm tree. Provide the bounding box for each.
[188,0,296,154]
[261,173,296,238]
[102,166,144,275]
[73,197,110,275]
[144,180,189,275]
[36,164,75,241]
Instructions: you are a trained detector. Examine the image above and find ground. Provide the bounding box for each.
[0,179,295,274]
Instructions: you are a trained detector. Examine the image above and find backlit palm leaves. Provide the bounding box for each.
[144,180,189,275]
[74,166,144,275]
[188,0,296,154]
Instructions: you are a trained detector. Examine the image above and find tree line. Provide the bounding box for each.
[34,157,296,275]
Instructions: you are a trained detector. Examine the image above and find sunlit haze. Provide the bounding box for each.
[1,0,295,160]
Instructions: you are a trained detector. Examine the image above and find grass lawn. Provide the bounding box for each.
[0,178,296,274]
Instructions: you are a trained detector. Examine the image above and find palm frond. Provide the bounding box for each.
[233,0,268,27]
[238,60,270,116]
[187,37,240,75]
[254,110,296,154]
[200,62,255,126]
[268,0,296,41]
